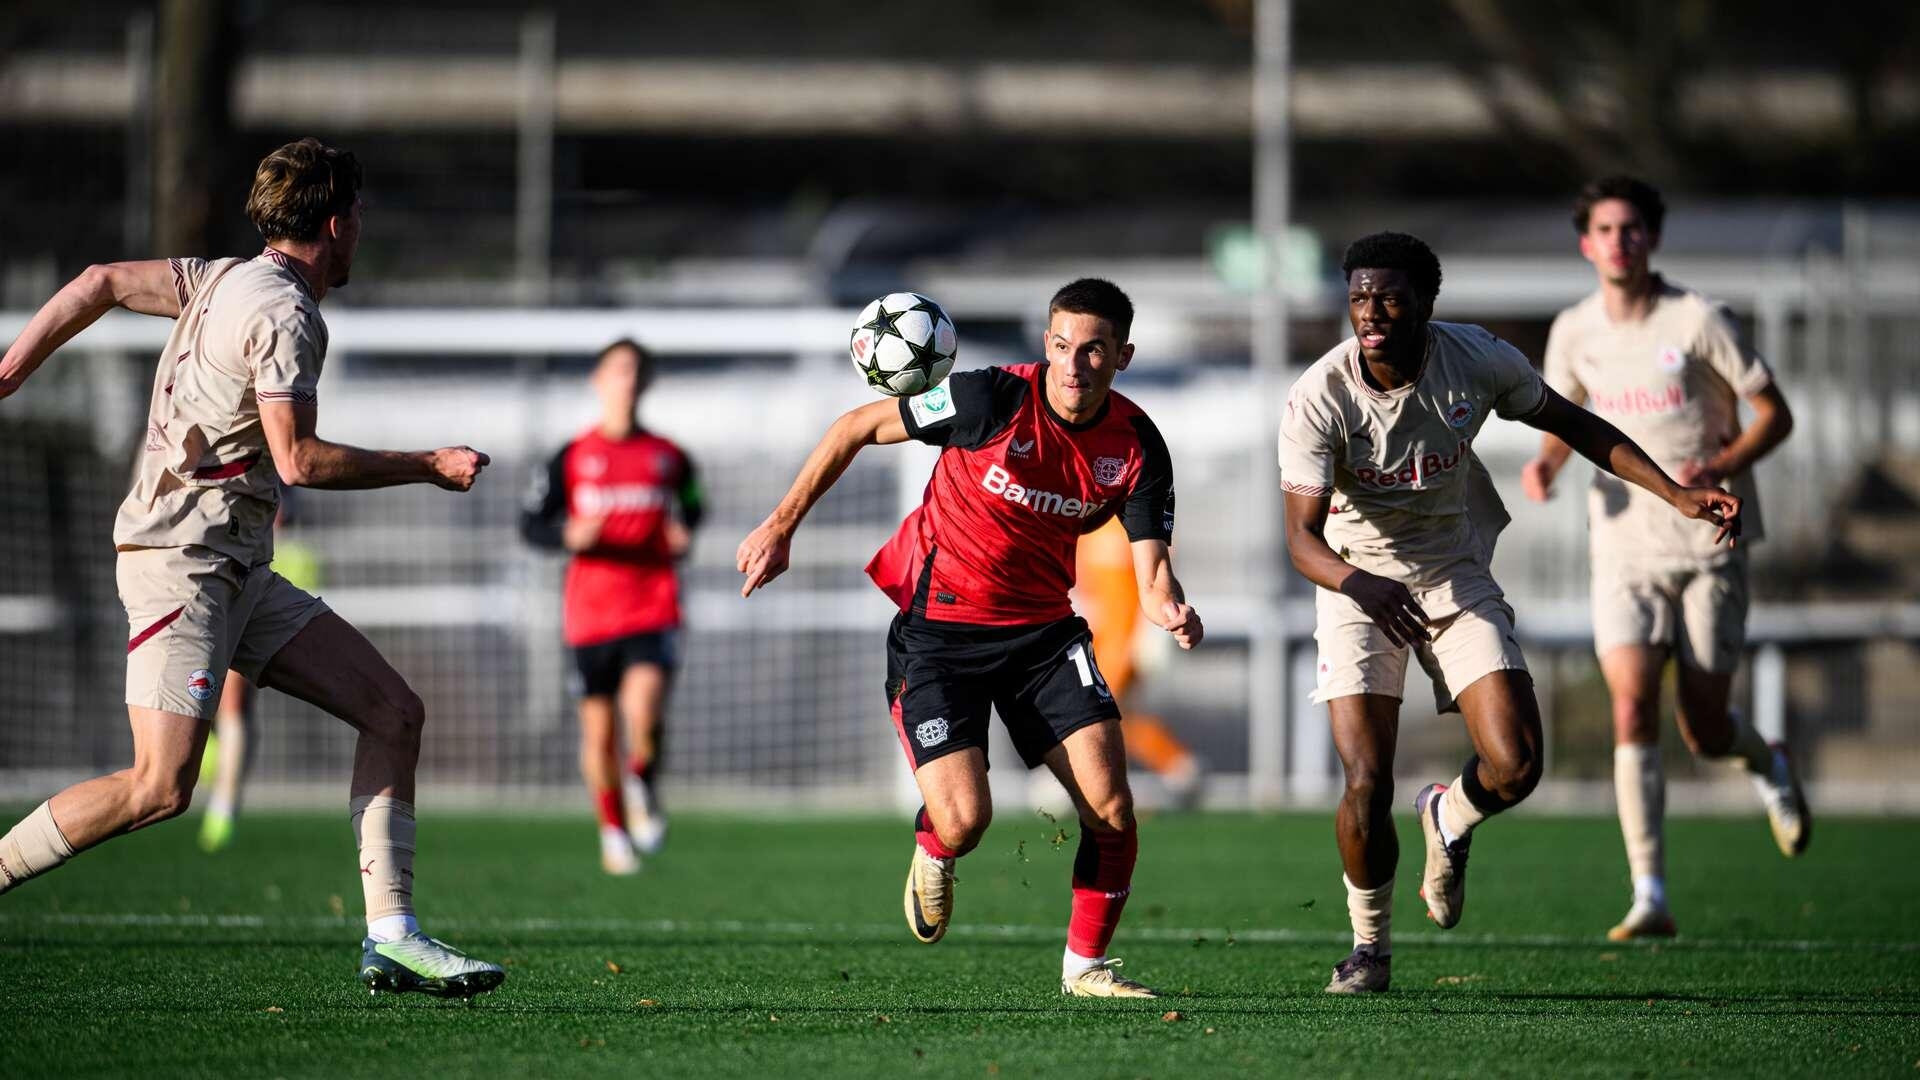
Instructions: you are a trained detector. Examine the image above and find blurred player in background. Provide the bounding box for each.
[196,489,325,853]
[1520,177,1808,942]
[1074,517,1201,804]
[521,339,703,876]
[0,137,504,999]
[1280,232,1742,993]
[739,279,1200,999]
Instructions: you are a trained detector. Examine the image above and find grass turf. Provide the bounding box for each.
[2,808,1916,1079]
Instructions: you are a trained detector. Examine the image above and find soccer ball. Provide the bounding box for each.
[848,292,958,398]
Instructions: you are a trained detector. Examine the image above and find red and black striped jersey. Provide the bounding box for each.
[867,363,1174,627]
[521,428,704,647]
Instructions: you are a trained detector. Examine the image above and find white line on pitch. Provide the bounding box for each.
[2,912,1908,954]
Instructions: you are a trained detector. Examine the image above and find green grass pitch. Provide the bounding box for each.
[2,808,1916,1078]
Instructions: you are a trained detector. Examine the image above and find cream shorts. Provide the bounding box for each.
[1591,550,1748,674]
[1312,571,1529,714]
[119,545,329,719]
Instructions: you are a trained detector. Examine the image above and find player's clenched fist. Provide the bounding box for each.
[1159,601,1204,650]
[1338,569,1431,648]
[429,446,489,491]
[736,521,793,597]
[1519,457,1557,503]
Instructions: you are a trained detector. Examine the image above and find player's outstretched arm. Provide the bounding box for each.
[1129,539,1203,650]
[1283,490,1431,647]
[0,261,181,400]
[260,401,488,492]
[1523,388,1741,545]
[738,398,908,597]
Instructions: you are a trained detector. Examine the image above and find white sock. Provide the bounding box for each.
[1632,875,1667,909]
[1063,945,1105,979]
[1613,743,1666,888]
[1344,874,1393,956]
[0,801,76,895]
[350,796,417,938]
[1437,778,1488,846]
[367,913,420,943]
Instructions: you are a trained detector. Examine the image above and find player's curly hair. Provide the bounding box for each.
[1573,175,1666,236]
[1341,232,1443,304]
[1048,278,1134,341]
[246,137,363,243]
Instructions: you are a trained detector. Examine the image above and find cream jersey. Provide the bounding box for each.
[1544,278,1771,559]
[1279,321,1549,588]
[112,250,327,565]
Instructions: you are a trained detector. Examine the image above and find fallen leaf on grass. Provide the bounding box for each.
[637,999,659,1007]
[606,961,622,974]
[1434,974,1485,986]
[1598,953,1620,962]
[264,1006,284,1014]
[1161,1011,1183,1022]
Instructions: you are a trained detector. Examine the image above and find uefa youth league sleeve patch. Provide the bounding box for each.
[908,383,957,429]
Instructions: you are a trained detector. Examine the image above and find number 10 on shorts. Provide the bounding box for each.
[1068,642,1113,700]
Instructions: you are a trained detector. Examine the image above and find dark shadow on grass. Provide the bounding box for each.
[1466,989,1919,1005]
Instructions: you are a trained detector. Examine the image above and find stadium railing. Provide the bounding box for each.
[2,266,1915,813]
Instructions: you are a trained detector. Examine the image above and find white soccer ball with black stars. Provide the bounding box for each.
[848,292,958,398]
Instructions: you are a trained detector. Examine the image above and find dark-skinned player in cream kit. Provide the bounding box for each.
[737,279,1200,999]
[1278,232,1743,994]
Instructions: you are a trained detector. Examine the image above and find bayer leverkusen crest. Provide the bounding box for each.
[1093,456,1127,486]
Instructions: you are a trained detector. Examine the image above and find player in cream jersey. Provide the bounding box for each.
[1280,232,1741,993]
[0,138,504,998]
[1521,177,1807,943]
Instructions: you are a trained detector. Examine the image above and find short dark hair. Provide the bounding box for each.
[1573,175,1666,236]
[1048,278,1134,341]
[1341,232,1443,303]
[246,137,363,243]
[596,337,654,384]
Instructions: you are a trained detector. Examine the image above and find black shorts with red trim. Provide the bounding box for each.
[884,612,1120,771]
[570,628,680,698]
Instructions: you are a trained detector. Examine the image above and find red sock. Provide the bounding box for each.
[1067,825,1138,957]
[628,756,654,784]
[593,788,625,830]
[914,806,957,860]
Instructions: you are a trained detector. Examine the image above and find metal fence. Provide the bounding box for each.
[2,249,1916,813]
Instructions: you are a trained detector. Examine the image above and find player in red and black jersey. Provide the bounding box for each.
[522,339,704,875]
[738,280,1202,998]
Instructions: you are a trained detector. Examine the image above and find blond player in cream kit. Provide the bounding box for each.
[1280,232,1743,993]
[1521,177,1808,942]
[0,138,504,998]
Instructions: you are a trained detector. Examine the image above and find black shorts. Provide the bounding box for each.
[884,612,1121,771]
[570,629,680,697]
